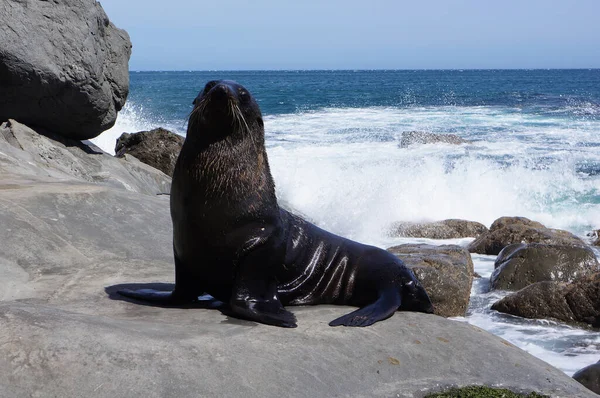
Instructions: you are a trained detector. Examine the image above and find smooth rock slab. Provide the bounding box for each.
[0,119,171,195]
[0,302,595,398]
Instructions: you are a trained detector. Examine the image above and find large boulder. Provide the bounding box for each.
[387,244,473,317]
[399,131,468,147]
[490,243,599,291]
[573,361,600,395]
[468,216,585,255]
[115,128,184,176]
[491,273,600,328]
[389,219,488,239]
[0,0,131,139]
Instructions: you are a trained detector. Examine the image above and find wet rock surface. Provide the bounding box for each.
[573,361,600,395]
[400,131,469,147]
[387,244,474,317]
[491,273,600,328]
[389,219,488,239]
[490,243,599,291]
[468,216,585,255]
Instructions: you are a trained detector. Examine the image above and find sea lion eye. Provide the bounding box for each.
[204,81,218,93]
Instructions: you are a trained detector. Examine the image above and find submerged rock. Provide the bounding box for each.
[491,273,600,328]
[389,219,488,239]
[0,0,131,139]
[573,361,600,395]
[468,216,585,255]
[399,131,469,147]
[387,244,473,317]
[490,243,599,291]
[115,128,184,177]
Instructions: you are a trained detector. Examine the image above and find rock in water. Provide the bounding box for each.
[389,219,488,239]
[490,243,599,291]
[399,131,468,147]
[115,128,184,177]
[491,273,600,328]
[468,216,585,255]
[573,361,600,395]
[387,244,474,317]
[0,0,131,139]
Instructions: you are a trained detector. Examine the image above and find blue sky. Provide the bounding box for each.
[99,0,600,70]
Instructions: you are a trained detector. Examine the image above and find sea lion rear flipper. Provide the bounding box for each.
[329,288,401,327]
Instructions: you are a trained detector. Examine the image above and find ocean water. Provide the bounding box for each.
[91,70,600,375]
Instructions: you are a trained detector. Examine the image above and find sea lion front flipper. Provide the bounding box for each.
[229,252,297,328]
[329,288,401,327]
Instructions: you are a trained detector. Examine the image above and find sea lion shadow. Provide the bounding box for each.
[104,283,260,326]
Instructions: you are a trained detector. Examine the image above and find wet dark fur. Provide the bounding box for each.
[119,80,434,327]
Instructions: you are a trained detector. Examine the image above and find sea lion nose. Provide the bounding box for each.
[210,83,233,101]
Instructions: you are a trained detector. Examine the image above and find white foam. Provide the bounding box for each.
[266,107,600,244]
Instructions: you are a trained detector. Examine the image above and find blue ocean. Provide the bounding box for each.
[92,69,600,375]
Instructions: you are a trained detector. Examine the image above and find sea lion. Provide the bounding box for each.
[119,80,434,327]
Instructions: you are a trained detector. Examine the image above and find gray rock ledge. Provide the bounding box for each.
[0,123,594,398]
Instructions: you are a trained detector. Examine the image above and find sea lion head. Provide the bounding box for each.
[399,271,435,314]
[188,80,264,144]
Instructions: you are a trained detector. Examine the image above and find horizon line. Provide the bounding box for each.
[129,67,600,73]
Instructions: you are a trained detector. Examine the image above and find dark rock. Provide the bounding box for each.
[490,243,599,291]
[491,273,600,328]
[573,361,600,395]
[400,131,468,148]
[0,0,131,139]
[468,216,585,255]
[115,128,184,176]
[387,244,473,317]
[389,219,488,239]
